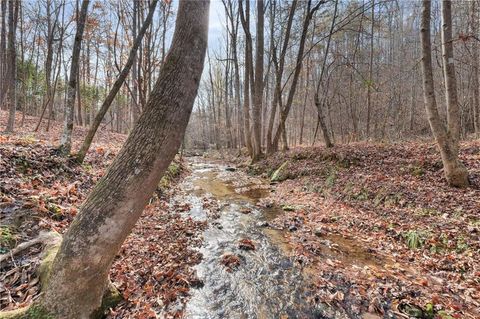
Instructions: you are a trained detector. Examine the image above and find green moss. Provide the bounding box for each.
[91,283,123,319]
[0,305,52,319]
[37,239,61,288]
[324,169,337,188]
[158,161,183,191]
[167,162,180,177]
[271,161,290,182]
[0,226,15,252]
[23,306,53,319]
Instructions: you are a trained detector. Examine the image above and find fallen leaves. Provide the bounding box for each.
[220,253,241,272]
[254,141,480,319]
[238,238,256,251]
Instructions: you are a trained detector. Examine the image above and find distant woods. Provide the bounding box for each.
[186,0,480,154]
[0,0,174,136]
[0,0,478,183]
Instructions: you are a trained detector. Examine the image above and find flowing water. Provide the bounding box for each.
[176,158,329,319]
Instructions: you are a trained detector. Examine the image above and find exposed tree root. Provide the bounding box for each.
[0,232,122,318]
[0,231,61,264]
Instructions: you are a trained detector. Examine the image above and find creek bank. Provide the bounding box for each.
[244,141,480,319]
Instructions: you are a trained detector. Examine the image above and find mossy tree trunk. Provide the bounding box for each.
[36,1,210,317]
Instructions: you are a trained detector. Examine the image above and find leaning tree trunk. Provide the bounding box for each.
[76,0,159,163]
[420,0,469,187]
[58,0,89,154]
[36,1,209,317]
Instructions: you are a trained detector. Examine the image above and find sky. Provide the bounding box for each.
[208,0,227,53]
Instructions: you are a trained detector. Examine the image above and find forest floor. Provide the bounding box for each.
[0,112,207,318]
[235,140,480,319]
[1,111,480,319]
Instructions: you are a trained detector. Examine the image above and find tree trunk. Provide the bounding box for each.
[76,0,159,163]
[366,0,374,138]
[266,0,296,154]
[252,0,264,161]
[471,0,480,135]
[37,1,209,317]
[420,0,469,187]
[239,0,253,156]
[58,0,89,154]
[272,0,322,152]
[5,0,17,133]
[0,0,6,109]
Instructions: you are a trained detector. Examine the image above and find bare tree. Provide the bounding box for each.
[5,0,18,133]
[420,0,469,187]
[252,0,264,161]
[313,0,337,148]
[76,0,159,163]
[58,0,90,154]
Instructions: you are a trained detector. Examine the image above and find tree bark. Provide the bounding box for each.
[37,1,209,317]
[5,0,17,133]
[76,0,159,164]
[58,0,90,154]
[313,0,337,148]
[471,0,480,135]
[239,0,253,156]
[266,0,297,154]
[0,0,6,109]
[366,0,374,138]
[420,0,469,187]
[252,0,264,161]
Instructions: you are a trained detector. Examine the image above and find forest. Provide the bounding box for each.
[0,0,479,318]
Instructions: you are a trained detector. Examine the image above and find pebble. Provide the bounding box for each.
[256,221,269,227]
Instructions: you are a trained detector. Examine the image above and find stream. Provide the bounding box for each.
[175,158,333,319]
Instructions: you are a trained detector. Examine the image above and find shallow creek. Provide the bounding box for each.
[177,158,382,319]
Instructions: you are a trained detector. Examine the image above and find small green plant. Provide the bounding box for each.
[456,236,469,253]
[0,226,15,252]
[353,188,369,201]
[82,163,93,172]
[325,169,337,188]
[405,230,425,249]
[384,193,403,207]
[424,303,435,319]
[167,162,181,177]
[409,164,425,177]
[414,207,441,217]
